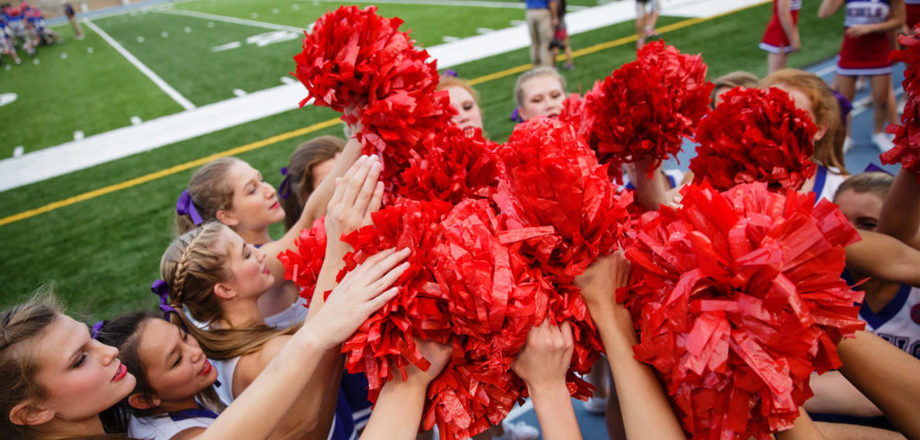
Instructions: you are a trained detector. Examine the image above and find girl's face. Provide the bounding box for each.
[134,319,217,407]
[519,75,565,121]
[220,226,275,298]
[32,315,135,422]
[773,83,829,142]
[835,189,884,231]
[447,86,483,134]
[220,161,286,231]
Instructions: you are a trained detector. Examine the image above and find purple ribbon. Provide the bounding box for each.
[176,189,203,226]
[151,280,179,319]
[864,163,894,175]
[832,90,853,130]
[510,106,523,123]
[91,320,104,340]
[278,167,291,200]
[443,69,458,78]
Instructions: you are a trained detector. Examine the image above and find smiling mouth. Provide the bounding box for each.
[199,360,212,376]
[112,363,128,382]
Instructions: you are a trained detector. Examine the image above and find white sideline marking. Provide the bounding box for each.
[130,116,142,125]
[211,41,241,52]
[263,0,525,8]
[74,131,84,141]
[0,93,16,107]
[82,19,196,111]
[154,8,303,33]
[476,27,495,34]
[12,146,24,157]
[0,0,770,192]
[232,88,247,97]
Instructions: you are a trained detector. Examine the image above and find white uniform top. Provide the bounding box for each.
[621,168,687,191]
[212,356,241,405]
[790,0,803,11]
[129,411,216,440]
[813,165,846,203]
[860,284,920,359]
[263,296,309,328]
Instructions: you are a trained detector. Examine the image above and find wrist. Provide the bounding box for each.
[527,379,571,402]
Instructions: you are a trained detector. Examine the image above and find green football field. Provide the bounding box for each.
[0,0,847,319]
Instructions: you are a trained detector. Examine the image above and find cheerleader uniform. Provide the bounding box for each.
[129,407,217,440]
[836,0,893,76]
[809,165,847,203]
[860,284,920,359]
[213,356,358,440]
[760,0,803,53]
[907,0,920,30]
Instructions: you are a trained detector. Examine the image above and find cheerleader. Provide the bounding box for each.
[760,0,803,73]
[819,0,905,152]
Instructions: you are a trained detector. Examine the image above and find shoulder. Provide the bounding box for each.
[235,334,291,384]
[171,426,208,440]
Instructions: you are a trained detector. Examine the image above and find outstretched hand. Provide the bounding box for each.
[325,155,384,256]
[309,247,410,349]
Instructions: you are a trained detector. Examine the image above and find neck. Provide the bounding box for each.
[859,275,900,314]
[35,415,105,439]
[219,297,266,328]
[234,226,272,246]
[156,396,203,414]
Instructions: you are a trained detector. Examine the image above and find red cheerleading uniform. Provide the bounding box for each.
[907,0,920,30]
[836,0,893,76]
[760,0,803,53]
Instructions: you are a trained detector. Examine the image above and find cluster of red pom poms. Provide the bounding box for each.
[288,6,863,440]
[623,183,863,440]
[883,31,920,181]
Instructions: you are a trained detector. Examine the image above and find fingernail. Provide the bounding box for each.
[401,248,411,254]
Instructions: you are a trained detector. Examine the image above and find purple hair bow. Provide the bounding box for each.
[278,167,291,200]
[176,189,203,226]
[151,279,182,322]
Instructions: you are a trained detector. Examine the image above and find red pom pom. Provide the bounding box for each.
[882,33,920,181]
[691,87,817,192]
[424,199,545,440]
[339,198,453,399]
[294,5,455,185]
[494,117,633,282]
[578,41,712,181]
[278,218,327,306]
[396,125,504,205]
[622,182,864,440]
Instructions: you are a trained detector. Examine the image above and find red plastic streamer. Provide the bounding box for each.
[278,218,327,305]
[622,182,864,440]
[691,87,817,192]
[882,32,920,181]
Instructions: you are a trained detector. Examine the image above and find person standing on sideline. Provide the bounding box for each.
[63,2,82,40]
[760,0,802,73]
[526,0,557,67]
[636,0,661,49]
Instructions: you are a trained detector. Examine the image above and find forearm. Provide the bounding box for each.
[590,303,685,440]
[305,247,347,320]
[836,331,920,439]
[818,0,842,18]
[360,379,429,440]
[778,0,797,39]
[845,231,920,287]
[628,161,673,211]
[775,408,827,440]
[528,382,583,440]
[303,137,363,223]
[803,371,882,417]
[269,348,344,440]
[879,170,920,248]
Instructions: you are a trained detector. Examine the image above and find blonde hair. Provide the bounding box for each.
[437,77,481,104]
[761,69,848,175]
[160,222,295,360]
[514,66,565,108]
[834,171,894,203]
[175,158,244,235]
[0,292,62,440]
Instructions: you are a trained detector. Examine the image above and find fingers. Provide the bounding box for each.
[329,155,366,208]
[364,182,384,225]
[356,247,411,282]
[340,155,377,208]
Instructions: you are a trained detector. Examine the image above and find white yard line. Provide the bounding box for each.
[153,8,304,33]
[0,0,769,192]
[82,18,196,111]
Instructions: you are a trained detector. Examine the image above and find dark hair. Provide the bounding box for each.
[281,136,345,231]
[96,313,225,434]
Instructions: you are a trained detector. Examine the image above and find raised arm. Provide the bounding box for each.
[878,168,920,249]
[835,330,920,439]
[774,408,828,440]
[626,158,680,212]
[803,371,882,417]
[511,320,582,440]
[845,231,920,287]
[192,247,409,440]
[261,136,364,286]
[574,253,686,440]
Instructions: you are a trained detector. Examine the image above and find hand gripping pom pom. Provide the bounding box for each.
[622,182,864,440]
[691,87,817,192]
[569,41,712,182]
[338,199,453,400]
[882,33,920,181]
